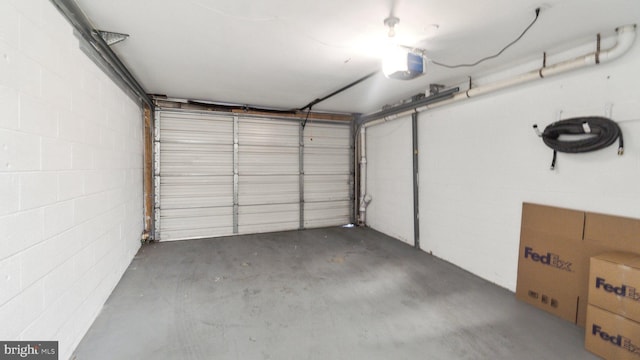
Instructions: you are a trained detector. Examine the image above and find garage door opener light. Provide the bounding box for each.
[382,15,427,80]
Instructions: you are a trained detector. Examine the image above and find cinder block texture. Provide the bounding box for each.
[0,1,143,359]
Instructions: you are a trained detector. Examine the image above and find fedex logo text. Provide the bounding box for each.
[595,277,640,301]
[592,324,640,356]
[523,246,572,272]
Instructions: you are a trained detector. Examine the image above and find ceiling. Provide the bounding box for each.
[75,0,639,114]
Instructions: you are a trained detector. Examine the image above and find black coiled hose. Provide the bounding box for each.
[533,116,623,170]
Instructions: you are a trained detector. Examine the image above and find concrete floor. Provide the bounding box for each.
[74,227,597,360]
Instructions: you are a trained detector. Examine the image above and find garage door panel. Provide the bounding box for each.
[304,174,349,202]
[160,175,232,189]
[239,146,299,175]
[304,123,350,148]
[304,148,349,175]
[160,197,232,210]
[238,203,299,234]
[304,200,350,228]
[160,114,233,144]
[160,144,232,174]
[160,175,233,209]
[238,222,299,235]
[239,118,299,147]
[161,208,233,229]
[160,157,232,177]
[160,128,231,145]
[160,164,231,177]
[160,142,232,152]
[159,227,234,241]
[238,175,298,205]
[159,207,234,240]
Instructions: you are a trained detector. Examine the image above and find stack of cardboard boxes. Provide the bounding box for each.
[586,253,640,359]
[516,203,640,358]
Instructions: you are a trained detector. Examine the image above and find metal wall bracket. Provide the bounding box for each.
[51,0,152,108]
[97,30,129,46]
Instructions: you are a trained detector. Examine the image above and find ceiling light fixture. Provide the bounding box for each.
[381,15,427,80]
[383,16,399,38]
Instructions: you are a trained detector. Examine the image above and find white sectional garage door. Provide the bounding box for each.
[155,110,351,241]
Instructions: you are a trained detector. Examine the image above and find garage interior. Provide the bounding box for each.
[1,0,639,359]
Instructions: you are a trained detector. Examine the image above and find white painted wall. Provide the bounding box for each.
[366,117,414,246]
[0,1,143,359]
[418,34,640,291]
[364,29,640,292]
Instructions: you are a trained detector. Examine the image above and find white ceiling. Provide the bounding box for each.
[75,0,639,114]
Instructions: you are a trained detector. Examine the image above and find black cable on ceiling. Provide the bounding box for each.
[298,71,378,112]
[432,7,541,69]
[533,116,623,170]
[186,100,299,115]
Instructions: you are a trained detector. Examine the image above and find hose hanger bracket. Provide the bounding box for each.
[532,116,623,170]
[539,52,547,78]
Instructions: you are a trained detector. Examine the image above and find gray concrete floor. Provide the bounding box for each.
[74,227,596,360]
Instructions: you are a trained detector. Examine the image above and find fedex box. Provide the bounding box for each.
[585,304,640,359]
[516,203,640,326]
[589,252,640,323]
[516,203,586,324]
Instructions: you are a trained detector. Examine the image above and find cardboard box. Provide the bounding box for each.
[516,203,586,324]
[583,214,640,325]
[516,203,640,327]
[584,213,640,252]
[585,304,640,359]
[589,252,640,323]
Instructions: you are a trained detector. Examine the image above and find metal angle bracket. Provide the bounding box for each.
[96,30,129,46]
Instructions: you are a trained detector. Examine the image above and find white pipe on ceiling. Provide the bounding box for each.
[367,25,636,126]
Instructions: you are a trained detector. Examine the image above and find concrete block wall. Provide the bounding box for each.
[0,1,144,359]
